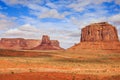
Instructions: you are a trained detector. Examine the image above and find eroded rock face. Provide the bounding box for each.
[51,40,60,47]
[0,36,63,50]
[0,38,27,50]
[81,22,119,42]
[68,22,120,50]
[41,35,51,46]
[25,39,40,49]
[51,40,63,49]
[32,35,63,50]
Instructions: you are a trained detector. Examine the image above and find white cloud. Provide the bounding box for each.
[46,2,57,9]
[1,0,75,19]
[109,14,120,38]
[68,0,112,12]
[1,24,41,39]
[39,9,65,19]
[68,1,90,12]
[2,0,44,12]
[2,0,68,19]
[0,20,15,30]
[1,0,41,6]
[91,0,112,4]
[2,28,25,36]
[114,0,120,5]
[70,16,107,29]
[18,24,39,32]
[0,14,7,18]
[0,13,17,30]
[109,14,120,25]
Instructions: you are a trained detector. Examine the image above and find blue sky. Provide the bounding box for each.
[0,0,120,48]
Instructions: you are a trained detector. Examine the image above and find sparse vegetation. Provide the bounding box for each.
[11,71,14,74]
[0,49,120,80]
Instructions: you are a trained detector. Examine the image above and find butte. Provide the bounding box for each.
[68,22,120,50]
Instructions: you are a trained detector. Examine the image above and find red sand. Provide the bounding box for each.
[0,72,119,80]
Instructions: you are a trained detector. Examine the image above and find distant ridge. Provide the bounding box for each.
[0,36,63,50]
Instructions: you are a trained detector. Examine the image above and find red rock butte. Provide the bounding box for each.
[0,35,63,50]
[68,22,120,50]
[81,22,119,42]
[0,38,27,50]
[32,35,63,50]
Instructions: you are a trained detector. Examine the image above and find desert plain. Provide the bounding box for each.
[0,49,119,80]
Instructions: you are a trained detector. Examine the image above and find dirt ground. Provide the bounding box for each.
[0,49,120,80]
[0,72,120,80]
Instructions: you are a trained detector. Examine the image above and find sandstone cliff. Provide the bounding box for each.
[25,39,40,49]
[0,36,63,50]
[0,38,27,50]
[81,22,119,42]
[68,22,120,50]
[51,40,62,49]
[32,35,63,50]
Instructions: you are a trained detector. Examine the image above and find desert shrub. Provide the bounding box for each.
[72,75,76,80]
[11,71,14,74]
[29,69,32,72]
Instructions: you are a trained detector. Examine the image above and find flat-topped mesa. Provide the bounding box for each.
[81,22,119,42]
[68,22,120,50]
[32,35,63,50]
[0,38,27,50]
[0,36,63,50]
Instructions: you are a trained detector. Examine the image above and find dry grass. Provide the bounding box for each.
[0,49,120,76]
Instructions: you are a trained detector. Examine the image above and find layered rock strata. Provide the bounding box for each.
[68,22,120,50]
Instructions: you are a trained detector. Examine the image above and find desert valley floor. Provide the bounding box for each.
[0,49,119,80]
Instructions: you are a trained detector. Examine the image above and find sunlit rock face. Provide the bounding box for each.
[0,38,27,50]
[68,22,120,50]
[81,22,119,42]
[51,40,62,49]
[0,36,63,50]
[40,35,51,45]
[32,35,63,50]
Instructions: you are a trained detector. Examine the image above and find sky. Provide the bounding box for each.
[0,0,120,48]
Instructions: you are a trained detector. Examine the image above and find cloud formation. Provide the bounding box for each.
[0,0,120,48]
[0,13,17,31]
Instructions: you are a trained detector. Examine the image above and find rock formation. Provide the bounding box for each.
[0,36,63,50]
[68,22,120,50]
[25,39,40,49]
[32,35,63,50]
[41,35,51,45]
[0,38,27,50]
[81,22,119,42]
[51,40,61,49]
